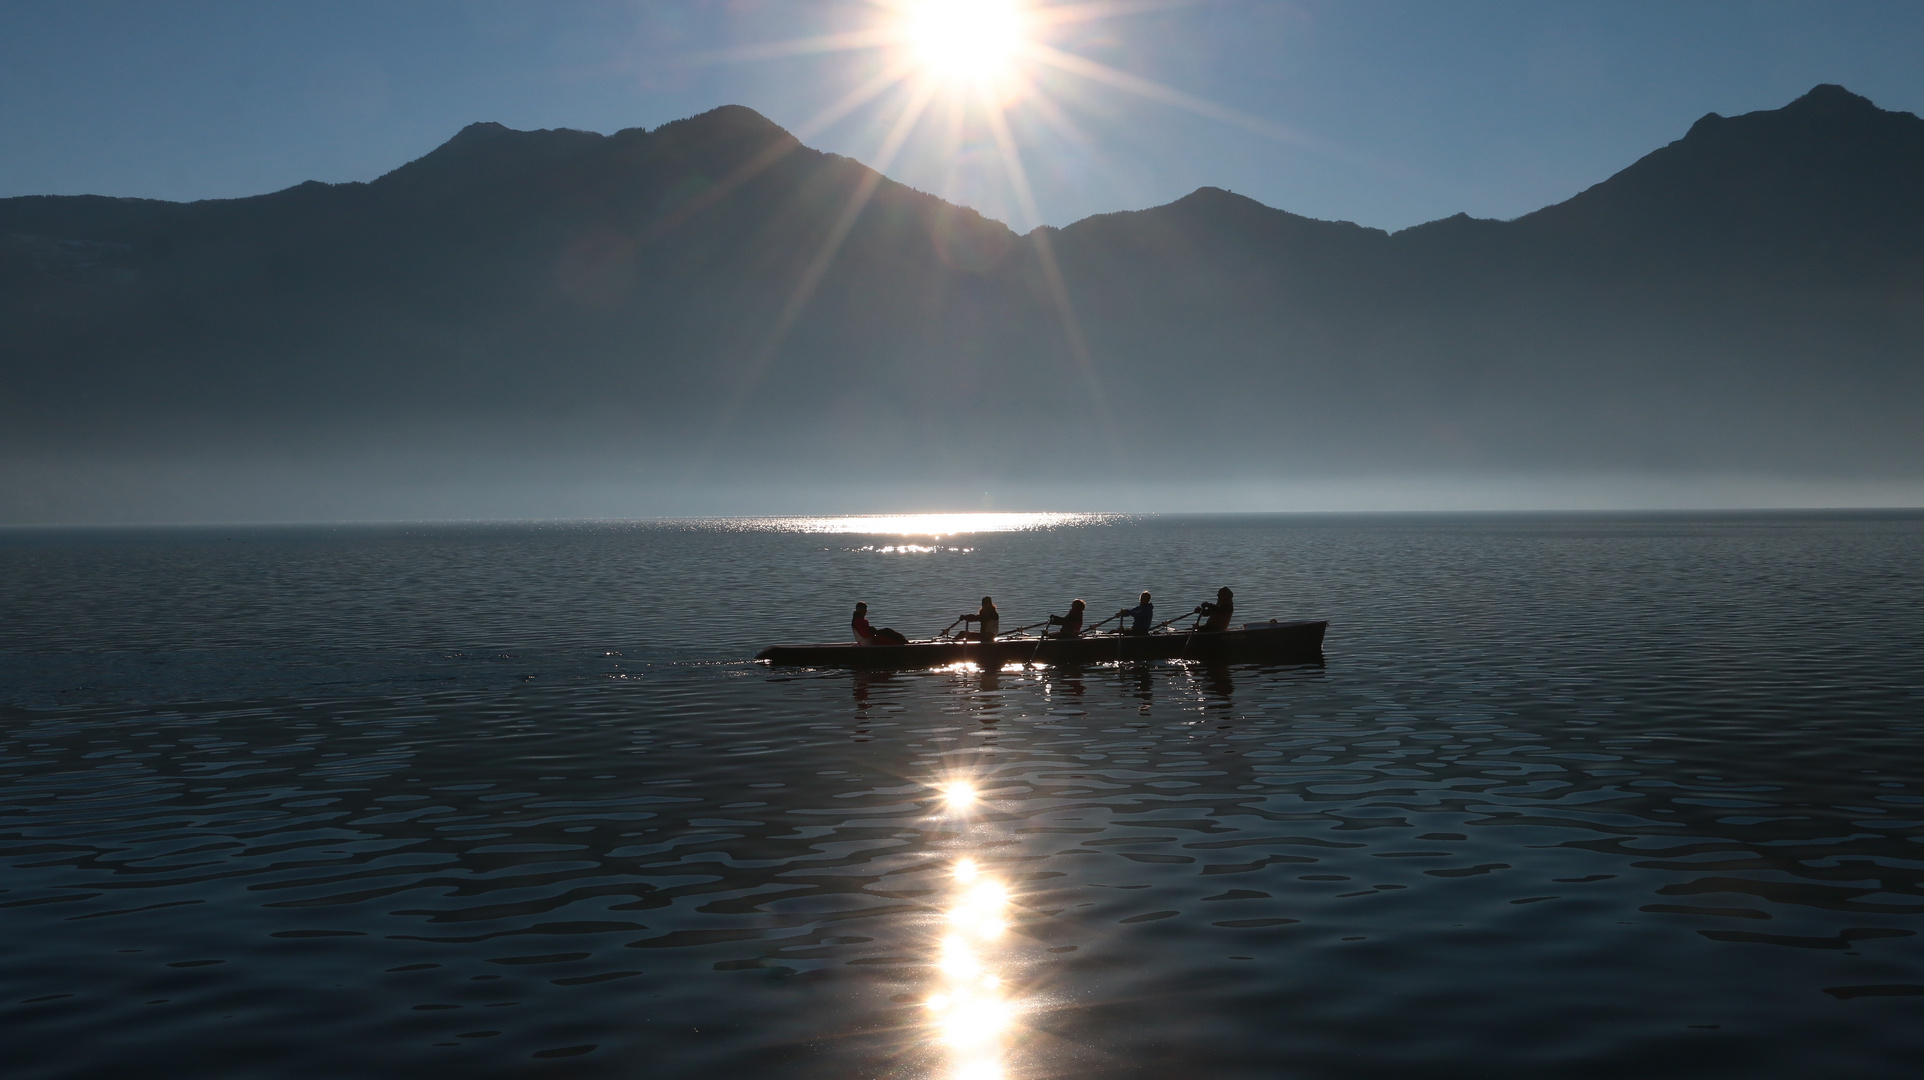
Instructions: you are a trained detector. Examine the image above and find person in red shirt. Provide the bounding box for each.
[852,603,907,646]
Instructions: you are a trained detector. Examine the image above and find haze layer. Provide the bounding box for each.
[3,85,1921,521]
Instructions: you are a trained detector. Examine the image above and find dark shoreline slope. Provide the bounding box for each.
[3,85,1921,519]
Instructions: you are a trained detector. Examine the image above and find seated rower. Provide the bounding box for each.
[851,602,908,646]
[1194,587,1234,633]
[1116,591,1153,635]
[958,596,1000,642]
[1047,599,1087,638]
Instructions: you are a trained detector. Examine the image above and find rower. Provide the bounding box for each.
[1116,591,1153,635]
[958,596,1000,642]
[1047,599,1087,638]
[1195,587,1234,632]
[851,602,908,646]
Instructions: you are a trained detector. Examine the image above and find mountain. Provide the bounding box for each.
[3,85,1922,521]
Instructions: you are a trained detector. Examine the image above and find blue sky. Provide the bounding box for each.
[3,0,1921,232]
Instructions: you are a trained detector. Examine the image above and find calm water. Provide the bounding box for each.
[3,512,1923,1079]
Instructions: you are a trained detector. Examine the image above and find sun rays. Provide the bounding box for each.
[678,0,1285,479]
[900,0,1030,91]
[684,0,1289,229]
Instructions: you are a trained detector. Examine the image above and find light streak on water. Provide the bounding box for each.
[927,854,1018,1080]
[911,775,1027,1080]
[747,512,1113,535]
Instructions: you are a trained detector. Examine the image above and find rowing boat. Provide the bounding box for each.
[755,619,1327,668]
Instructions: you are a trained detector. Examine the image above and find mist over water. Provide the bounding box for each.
[4,512,1923,1078]
[7,459,1924,525]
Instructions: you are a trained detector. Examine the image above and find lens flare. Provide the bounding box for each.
[941,780,979,811]
[939,936,983,977]
[670,0,1308,430]
[900,0,1029,88]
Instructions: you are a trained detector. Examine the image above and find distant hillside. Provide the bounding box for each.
[3,85,1922,520]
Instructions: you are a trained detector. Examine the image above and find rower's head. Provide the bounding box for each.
[981,596,993,606]
[1070,598,1085,611]
[854,602,867,615]
[1218,587,1233,599]
[1141,591,1152,603]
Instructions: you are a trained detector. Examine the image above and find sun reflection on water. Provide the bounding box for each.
[927,854,1018,1080]
[940,780,979,812]
[765,512,1109,536]
[920,774,1029,1080]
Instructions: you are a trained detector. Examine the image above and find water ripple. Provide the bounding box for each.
[2,513,1923,1077]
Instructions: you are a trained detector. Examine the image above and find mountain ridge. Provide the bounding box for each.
[3,85,1921,522]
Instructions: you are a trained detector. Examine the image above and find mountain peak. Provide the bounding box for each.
[1784,83,1878,115]
[446,120,514,145]
[651,104,792,144]
[1173,186,1264,209]
[1516,83,1924,265]
[1685,84,1889,139]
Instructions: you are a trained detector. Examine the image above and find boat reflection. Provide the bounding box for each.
[851,669,892,741]
[1200,660,1236,704]
[975,666,1002,697]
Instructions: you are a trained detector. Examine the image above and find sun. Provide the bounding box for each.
[898,0,1030,91]
[684,0,1301,447]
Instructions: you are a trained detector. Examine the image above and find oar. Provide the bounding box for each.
[1002,618,1052,637]
[1082,612,1121,634]
[1150,608,1202,633]
[937,617,963,639]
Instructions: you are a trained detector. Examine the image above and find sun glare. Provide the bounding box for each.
[755,512,1105,536]
[927,855,1019,1079]
[941,780,979,811]
[899,0,1030,91]
[689,1,1296,450]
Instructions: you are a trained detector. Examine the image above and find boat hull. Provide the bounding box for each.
[755,620,1327,669]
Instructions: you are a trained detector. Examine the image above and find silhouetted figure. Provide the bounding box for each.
[852,602,908,646]
[1048,599,1087,638]
[1117,591,1153,635]
[958,596,1000,642]
[1195,587,1235,632]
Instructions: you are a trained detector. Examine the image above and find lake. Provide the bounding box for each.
[3,512,1922,1079]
